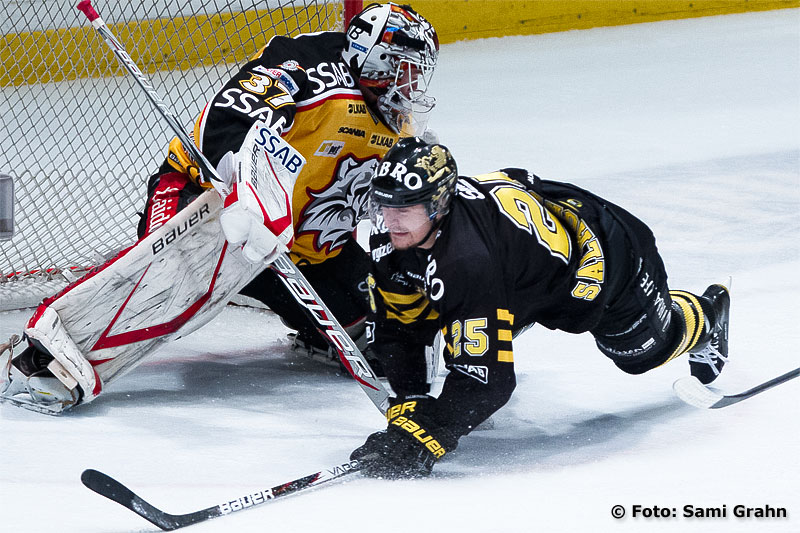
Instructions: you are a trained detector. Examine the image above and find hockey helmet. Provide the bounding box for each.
[369,136,458,226]
[342,3,439,135]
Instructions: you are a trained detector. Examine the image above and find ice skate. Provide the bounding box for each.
[0,335,80,415]
[289,331,344,370]
[688,284,730,384]
[289,331,385,377]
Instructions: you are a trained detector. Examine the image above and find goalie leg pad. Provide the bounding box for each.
[25,305,99,399]
[1,335,81,415]
[5,191,265,413]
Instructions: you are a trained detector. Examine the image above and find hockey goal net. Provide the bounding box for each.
[0,0,359,311]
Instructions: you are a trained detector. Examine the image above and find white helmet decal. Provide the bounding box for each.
[342,4,392,73]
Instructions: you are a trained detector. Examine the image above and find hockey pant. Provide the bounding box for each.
[589,202,691,374]
[241,237,372,350]
[138,160,206,239]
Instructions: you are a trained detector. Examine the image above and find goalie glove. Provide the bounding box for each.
[166,137,204,186]
[350,396,458,478]
[217,121,306,264]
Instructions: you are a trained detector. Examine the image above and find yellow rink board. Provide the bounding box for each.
[418,0,800,44]
[1,5,340,86]
[2,1,798,86]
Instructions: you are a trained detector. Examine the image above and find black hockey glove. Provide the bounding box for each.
[351,396,458,479]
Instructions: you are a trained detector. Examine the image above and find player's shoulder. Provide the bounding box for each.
[450,176,505,232]
[257,31,345,66]
[434,197,494,272]
[457,169,536,196]
[249,31,356,99]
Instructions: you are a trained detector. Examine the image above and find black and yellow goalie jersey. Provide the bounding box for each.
[367,169,634,437]
[167,31,399,265]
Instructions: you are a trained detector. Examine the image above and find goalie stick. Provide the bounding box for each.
[81,461,361,530]
[75,1,225,192]
[673,367,800,409]
[76,1,389,413]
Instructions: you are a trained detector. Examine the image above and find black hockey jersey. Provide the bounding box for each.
[367,169,635,437]
[167,32,399,264]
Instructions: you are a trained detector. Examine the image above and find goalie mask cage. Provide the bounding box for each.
[0,0,362,311]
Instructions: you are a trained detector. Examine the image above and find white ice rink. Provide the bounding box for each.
[1,9,799,532]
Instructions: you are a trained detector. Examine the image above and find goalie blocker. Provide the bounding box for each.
[0,122,305,414]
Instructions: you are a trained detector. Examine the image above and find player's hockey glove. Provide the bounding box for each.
[216,121,306,264]
[351,396,458,479]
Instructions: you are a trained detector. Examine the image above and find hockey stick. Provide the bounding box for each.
[673,367,800,409]
[76,1,389,413]
[81,460,361,531]
[269,254,389,410]
[75,1,226,191]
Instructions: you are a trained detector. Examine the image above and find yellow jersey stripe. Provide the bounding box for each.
[498,350,514,362]
[497,309,514,325]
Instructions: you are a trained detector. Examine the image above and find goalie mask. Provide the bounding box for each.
[342,3,439,136]
[369,136,458,234]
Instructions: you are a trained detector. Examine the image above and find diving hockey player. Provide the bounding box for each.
[0,4,439,413]
[350,137,731,478]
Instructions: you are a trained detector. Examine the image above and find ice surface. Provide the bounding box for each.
[1,9,799,532]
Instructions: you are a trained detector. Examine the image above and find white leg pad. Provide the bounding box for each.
[15,190,264,410]
[25,305,98,401]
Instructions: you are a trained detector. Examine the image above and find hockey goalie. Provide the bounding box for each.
[0,2,440,414]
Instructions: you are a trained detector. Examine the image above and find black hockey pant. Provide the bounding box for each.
[589,202,685,375]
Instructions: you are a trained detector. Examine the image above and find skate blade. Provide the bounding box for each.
[673,375,724,409]
[0,393,73,415]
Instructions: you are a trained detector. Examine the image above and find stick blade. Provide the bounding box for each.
[81,469,180,530]
[673,376,724,409]
[81,469,136,502]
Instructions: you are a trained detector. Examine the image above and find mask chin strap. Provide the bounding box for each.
[409,214,443,249]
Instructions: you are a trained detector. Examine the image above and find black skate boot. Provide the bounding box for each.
[687,284,730,384]
[289,331,343,369]
[12,344,55,378]
[289,330,385,377]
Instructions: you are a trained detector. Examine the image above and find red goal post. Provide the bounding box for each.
[0,0,362,311]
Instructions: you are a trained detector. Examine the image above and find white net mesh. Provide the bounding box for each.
[0,0,344,310]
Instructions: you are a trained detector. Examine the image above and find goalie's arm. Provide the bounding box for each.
[168,52,306,185]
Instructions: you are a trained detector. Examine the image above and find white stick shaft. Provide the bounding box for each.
[77,1,225,191]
